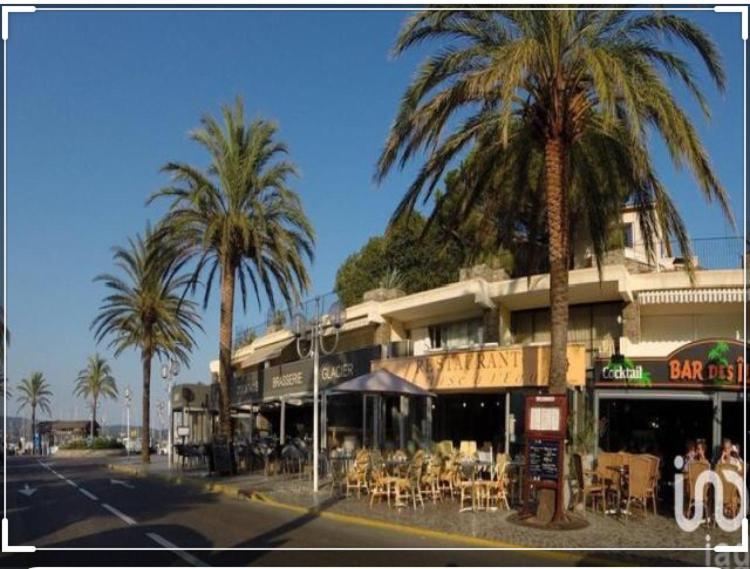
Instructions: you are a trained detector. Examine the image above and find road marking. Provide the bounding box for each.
[146,533,208,567]
[101,503,137,526]
[54,472,65,480]
[17,483,37,497]
[110,478,135,489]
[64,478,78,488]
[78,487,98,501]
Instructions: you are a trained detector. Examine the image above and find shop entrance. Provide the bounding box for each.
[432,393,506,453]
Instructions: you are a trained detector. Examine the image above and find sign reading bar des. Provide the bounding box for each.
[371,345,586,391]
[595,338,746,389]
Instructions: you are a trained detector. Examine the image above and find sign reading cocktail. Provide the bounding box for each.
[595,338,746,388]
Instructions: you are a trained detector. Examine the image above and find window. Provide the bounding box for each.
[428,318,484,350]
[511,302,623,367]
[622,223,634,248]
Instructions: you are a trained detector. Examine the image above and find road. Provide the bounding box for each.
[1,456,702,567]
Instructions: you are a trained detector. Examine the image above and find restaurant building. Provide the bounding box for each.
[210,210,745,466]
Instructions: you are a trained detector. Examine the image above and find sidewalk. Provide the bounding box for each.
[108,456,740,563]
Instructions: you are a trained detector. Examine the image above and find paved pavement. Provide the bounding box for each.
[1,455,612,567]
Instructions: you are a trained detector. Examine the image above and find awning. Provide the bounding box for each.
[326,369,434,397]
[235,337,294,368]
[638,287,747,305]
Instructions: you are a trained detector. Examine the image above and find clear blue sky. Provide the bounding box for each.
[6,9,745,427]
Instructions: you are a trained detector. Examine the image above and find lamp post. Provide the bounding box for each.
[156,400,166,446]
[160,357,180,469]
[123,386,132,458]
[292,296,343,493]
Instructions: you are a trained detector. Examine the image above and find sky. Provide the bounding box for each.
[5,9,745,428]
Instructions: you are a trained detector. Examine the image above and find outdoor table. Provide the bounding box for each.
[605,465,629,517]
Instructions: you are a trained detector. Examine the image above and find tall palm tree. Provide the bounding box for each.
[377,10,731,394]
[1,308,9,398]
[92,226,202,462]
[17,372,52,453]
[149,97,315,441]
[74,354,118,442]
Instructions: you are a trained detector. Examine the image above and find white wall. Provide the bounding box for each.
[640,311,742,343]
[410,326,431,356]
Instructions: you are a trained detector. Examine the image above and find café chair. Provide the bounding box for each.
[716,463,742,518]
[686,460,710,520]
[573,453,604,513]
[345,450,371,498]
[624,455,652,516]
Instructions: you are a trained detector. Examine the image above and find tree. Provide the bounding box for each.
[17,372,52,452]
[376,10,730,523]
[334,212,467,307]
[1,308,9,398]
[150,96,315,442]
[376,10,730,395]
[74,354,118,442]
[92,226,202,463]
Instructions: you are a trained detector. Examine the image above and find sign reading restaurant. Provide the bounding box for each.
[594,338,746,389]
[372,345,586,391]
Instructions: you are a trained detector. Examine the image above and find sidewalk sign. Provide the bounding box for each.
[522,394,567,522]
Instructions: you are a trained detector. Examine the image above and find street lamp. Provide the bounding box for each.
[156,400,167,446]
[123,386,132,458]
[293,296,344,493]
[160,357,180,468]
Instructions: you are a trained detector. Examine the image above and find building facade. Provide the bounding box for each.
[210,213,745,465]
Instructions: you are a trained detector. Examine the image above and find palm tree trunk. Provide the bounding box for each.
[218,261,236,441]
[31,405,36,455]
[141,354,151,463]
[545,136,569,395]
[92,395,98,442]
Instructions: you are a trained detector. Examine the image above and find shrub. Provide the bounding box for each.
[60,437,124,450]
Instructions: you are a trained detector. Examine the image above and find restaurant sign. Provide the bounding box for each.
[261,345,383,400]
[595,338,746,388]
[371,345,586,391]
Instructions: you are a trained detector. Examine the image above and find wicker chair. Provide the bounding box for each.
[369,463,394,507]
[624,455,652,516]
[716,463,742,519]
[438,455,458,499]
[573,453,604,513]
[345,450,371,498]
[420,456,443,503]
[595,452,623,511]
[456,461,477,512]
[394,462,425,510]
[486,459,510,510]
[686,460,710,519]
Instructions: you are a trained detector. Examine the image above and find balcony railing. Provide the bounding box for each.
[607,236,746,272]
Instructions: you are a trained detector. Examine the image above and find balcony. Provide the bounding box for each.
[579,236,746,272]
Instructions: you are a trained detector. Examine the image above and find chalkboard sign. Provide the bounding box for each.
[527,438,561,482]
[211,437,233,476]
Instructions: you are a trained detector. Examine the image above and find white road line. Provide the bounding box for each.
[78,487,98,501]
[64,478,78,488]
[146,533,208,567]
[54,472,65,480]
[101,503,137,526]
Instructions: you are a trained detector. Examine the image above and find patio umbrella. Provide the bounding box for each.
[326,369,434,397]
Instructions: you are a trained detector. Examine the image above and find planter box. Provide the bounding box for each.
[53,448,125,458]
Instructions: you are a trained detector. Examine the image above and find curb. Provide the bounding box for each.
[107,462,241,500]
[107,462,609,563]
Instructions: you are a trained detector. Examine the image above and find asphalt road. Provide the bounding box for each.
[0,456,702,567]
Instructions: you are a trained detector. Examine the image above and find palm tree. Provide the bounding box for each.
[17,372,52,453]
[1,308,9,398]
[92,226,202,463]
[149,96,315,441]
[376,10,731,394]
[74,354,118,442]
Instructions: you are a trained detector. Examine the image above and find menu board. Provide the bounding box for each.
[211,437,233,476]
[527,439,561,482]
[529,406,561,431]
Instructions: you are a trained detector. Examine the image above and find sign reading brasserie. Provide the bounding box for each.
[595,338,746,388]
[372,345,586,390]
[228,345,383,403]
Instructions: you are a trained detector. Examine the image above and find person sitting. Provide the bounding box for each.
[695,441,709,464]
[718,439,742,468]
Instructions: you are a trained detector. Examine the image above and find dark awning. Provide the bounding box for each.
[326,369,434,397]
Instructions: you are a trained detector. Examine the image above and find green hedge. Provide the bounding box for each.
[60,437,124,450]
